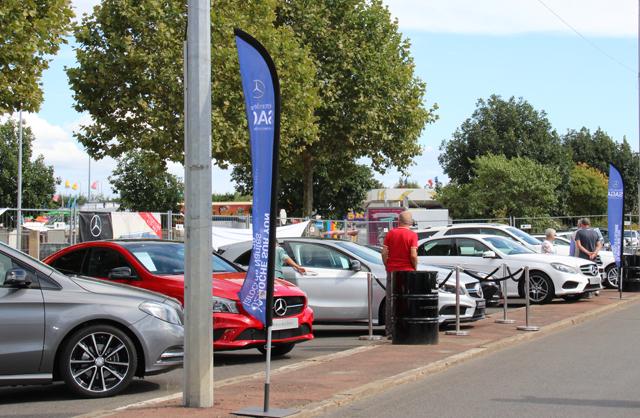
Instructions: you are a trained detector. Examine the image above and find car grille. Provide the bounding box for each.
[580,264,599,277]
[439,306,468,316]
[236,324,312,341]
[465,283,483,299]
[213,328,226,341]
[272,296,305,318]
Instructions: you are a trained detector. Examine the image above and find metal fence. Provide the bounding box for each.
[3,207,640,260]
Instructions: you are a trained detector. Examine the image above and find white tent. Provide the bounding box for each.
[211,220,310,250]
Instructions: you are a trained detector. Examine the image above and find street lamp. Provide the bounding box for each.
[16,109,23,251]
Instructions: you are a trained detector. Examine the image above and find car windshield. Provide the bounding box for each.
[624,231,636,238]
[506,227,542,245]
[484,236,535,255]
[121,242,240,275]
[334,241,384,265]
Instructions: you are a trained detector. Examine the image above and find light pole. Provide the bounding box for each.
[16,109,23,251]
[183,0,213,408]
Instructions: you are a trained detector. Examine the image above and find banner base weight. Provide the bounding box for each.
[517,325,539,332]
[445,330,469,336]
[359,335,383,341]
[232,407,298,418]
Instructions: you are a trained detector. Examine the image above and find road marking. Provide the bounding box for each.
[74,344,380,418]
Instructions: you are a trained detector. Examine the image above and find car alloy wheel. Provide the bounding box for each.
[527,272,554,304]
[61,325,137,397]
[605,265,619,289]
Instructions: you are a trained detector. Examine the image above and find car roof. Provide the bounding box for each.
[415,223,510,233]
[419,234,500,242]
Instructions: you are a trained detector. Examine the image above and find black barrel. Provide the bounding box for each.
[622,255,640,292]
[392,271,439,345]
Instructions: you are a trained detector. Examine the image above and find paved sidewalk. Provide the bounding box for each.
[100,290,640,418]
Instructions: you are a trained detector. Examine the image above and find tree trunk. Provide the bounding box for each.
[302,150,314,216]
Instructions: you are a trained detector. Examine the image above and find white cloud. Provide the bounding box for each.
[384,0,635,37]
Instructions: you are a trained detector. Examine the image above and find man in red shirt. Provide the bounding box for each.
[381,211,418,337]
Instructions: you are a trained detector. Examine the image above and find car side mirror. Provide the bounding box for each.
[350,260,362,271]
[5,268,31,287]
[482,251,498,259]
[108,267,137,280]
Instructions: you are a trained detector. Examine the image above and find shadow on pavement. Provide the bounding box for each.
[0,380,160,405]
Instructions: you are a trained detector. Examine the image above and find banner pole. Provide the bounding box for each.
[232,29,296,418]
[264,326,273,412]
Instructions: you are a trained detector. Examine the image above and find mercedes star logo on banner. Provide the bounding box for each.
[90,215,103,237]
[252,79,265,99]
[273,298,288,317]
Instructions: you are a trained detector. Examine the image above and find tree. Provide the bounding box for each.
[394,177,421,188]
[437,155,560,219]
[212,192,251,202]
[439,95,570,186]
[109,150,183,212]
[0,0,73,113]
[276,0,435,214]
[68,0,319,179]
[566,163,608,216]
[563,127,639,212]
[232,161,380,218]
[0,119,57,208]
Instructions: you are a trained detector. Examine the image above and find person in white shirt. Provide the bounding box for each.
[541,228,557,254]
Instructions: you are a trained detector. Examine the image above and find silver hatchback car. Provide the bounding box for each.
[0,243,184,397]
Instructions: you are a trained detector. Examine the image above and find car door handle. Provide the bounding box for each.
[303,271,318,276]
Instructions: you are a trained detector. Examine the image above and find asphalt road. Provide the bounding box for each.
[0,324,384,418]
[327,299,640,418]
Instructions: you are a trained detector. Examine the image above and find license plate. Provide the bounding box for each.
[589,276,601,285]
[272,317,299,331]
[476,299,486,309]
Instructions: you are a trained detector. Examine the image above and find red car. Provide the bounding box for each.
[44,240,313,356]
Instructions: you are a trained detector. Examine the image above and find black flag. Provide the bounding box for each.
[79,212,113,242]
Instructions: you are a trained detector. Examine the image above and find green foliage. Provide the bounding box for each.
[276,0,435,213]
[0,0,73,112]
[563,127,639,212]
[439,95,570,185]
[109,150,183,212]
[0,119,58,208]
[438,155,560,219]
[69,1,433,216]
[566,163,608,216]
[394,177,421,188]
[68,0,319,171]
[232,161,379,218]
[212,192,251,202]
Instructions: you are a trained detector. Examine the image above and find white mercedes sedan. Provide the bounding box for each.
[417,235,602,304]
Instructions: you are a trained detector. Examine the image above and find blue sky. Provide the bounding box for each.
[10,0,638,196]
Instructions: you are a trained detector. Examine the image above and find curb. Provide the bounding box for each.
[293,294,640,417]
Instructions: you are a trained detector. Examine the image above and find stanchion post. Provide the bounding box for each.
[517,266,539,332]
[445,266,469,336]
[360,272,382,341]
[495,263,515,324]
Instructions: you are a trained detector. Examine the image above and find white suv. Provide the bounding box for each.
[417,235,602,304]
[417,224,544,252]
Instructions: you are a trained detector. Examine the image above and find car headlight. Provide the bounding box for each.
[439,283,467,295]
[139,301,182,325]
[212,296,239,314]
[551,263,579,274]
